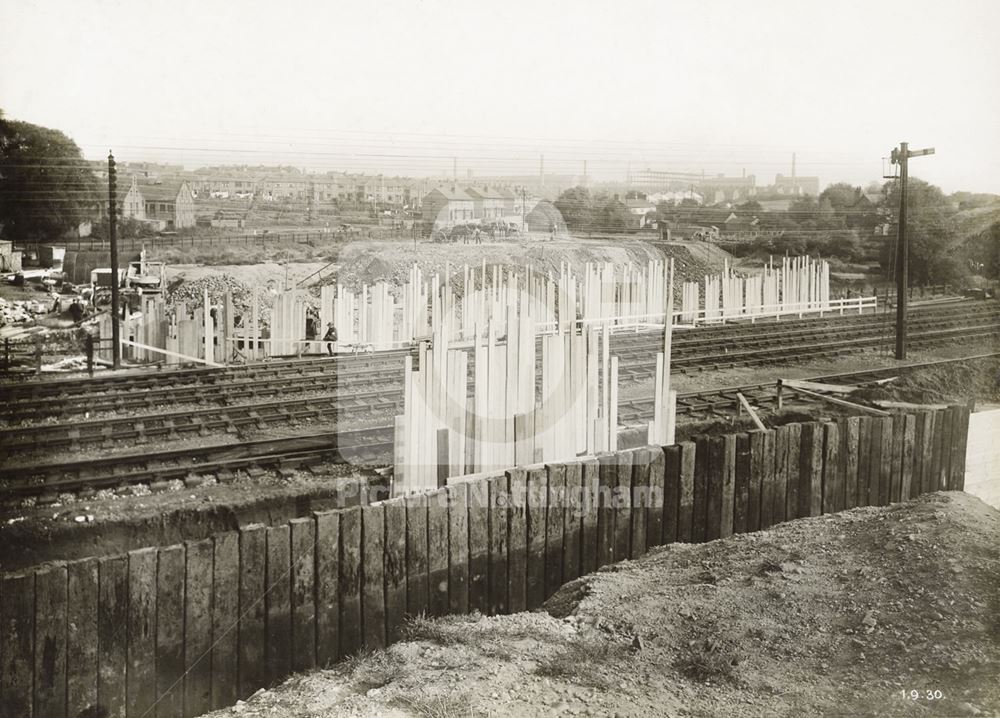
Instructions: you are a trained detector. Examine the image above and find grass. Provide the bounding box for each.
[341,647,409,691]
[401,612,502,647]
[533,635,627,689]
[674,636,743,684]
[394,691,476,718]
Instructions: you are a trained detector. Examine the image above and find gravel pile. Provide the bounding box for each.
[167,275,274,326]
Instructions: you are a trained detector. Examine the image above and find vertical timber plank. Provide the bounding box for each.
[35,563,68,718]
[948,406,971,490]
[613,451,633,560]
[798,423,823,517]
[426,489,450,617]
[315,511,340,666]
[747,432,764,532]
[446,483,469,615]
[758,431,776,530]
[289,518,316,672]
[720,435,736,538]
[930,408,947,491]
[544,463,566,597]
[67,558,99,718]
[487,475,509,616]
[842,418,861,509]
[579,460,600,575]
[890,414,905,503]
[900,414,916,501]
[784,424,802,519]
[630,449,651,557]
[677,442,696,543]
[645,449,666,549]
[662,446,681,544]
[98,555,127,718]
[705,437,725,541]
[771,426,788,525]
[821,422,841,514]
[237,527,265,700]
[878,416,894,505]
[911,413,927,499]
[361,504,386,650]
[339,507,363,656]
[384,498,409,643]
[733,434,751,534]
[507,469,528,613]
[563,462,584,583]
[0,572,34,718]
[596,456,616,566]
[525,467,548,610]
[692,437,710,542]
[856,417,874,507]
[264,526,291,685]
[466,480,490,616]
[210,532,239,710]
[125,549,156,718]
[403,496,427,618]
[184,539,213,718]
[157,545,185,718]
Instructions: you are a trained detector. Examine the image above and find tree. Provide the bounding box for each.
[0,113,100,242]
[878,177,968,285]
[594,196,629,232]
[554,186,593,232]
[961,222,1000,279]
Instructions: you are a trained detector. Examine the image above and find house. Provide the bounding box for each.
[421,187,475,228]
[141,181,196,230]
[117,177,146,221]
[624,198,657,230]
[712,212,761,240]
[464,187,506,221]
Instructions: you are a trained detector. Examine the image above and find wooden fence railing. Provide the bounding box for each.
[0,406,971,718]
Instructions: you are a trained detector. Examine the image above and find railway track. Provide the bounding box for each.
[3,300,997,425]
[1,300,986,406]
[2,352,995,499]
[0,426,394,500]
[618,352,1000,424]
[1,308,997,454]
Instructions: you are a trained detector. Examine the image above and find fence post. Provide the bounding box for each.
[86,334,94,377]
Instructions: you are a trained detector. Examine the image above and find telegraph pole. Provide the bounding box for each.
[108,151,121,370]
[890,141,934,360]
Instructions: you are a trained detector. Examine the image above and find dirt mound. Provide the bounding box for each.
[329,239,732,294]
[201,492,1000,718]
[851,357,1000,406]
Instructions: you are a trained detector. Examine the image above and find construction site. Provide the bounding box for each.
[1,226,998,718]
[3,0,1000,712]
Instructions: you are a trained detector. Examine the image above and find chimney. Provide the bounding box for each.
[791,152,797,180]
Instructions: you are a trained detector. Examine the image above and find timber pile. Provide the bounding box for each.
[395,261,678,494]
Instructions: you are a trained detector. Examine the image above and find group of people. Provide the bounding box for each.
[305,309,339,355]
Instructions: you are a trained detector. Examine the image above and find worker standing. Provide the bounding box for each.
[323,322,338,356]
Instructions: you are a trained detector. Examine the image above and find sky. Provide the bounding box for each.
[2,0,998,193]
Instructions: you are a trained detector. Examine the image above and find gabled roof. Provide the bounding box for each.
[464,186,505,200]
[139,181,191,202]
[425,187,473,201]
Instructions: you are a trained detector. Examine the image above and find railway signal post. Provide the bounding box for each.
[890,141,934,360]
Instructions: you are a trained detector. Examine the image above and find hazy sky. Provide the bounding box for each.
[2,0,998,193]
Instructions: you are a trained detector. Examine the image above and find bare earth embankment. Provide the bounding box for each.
[203,491,1000,718]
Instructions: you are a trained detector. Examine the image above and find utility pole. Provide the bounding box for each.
[108,151,121,370]
[890,141,935,360]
